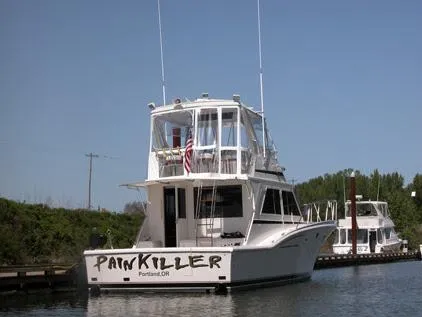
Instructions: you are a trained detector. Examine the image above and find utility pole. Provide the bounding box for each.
[85,153,99,209]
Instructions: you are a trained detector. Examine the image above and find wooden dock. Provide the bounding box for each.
[315,251,422,269]
[0,264,81,293]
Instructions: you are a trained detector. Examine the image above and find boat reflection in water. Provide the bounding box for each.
[85,261,422,317]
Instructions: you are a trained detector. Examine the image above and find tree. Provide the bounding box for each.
[0,197,143,264]
[123,201,146,215]
[409,174,422,206]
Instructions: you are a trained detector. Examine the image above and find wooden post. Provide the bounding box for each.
[350,171,357,255]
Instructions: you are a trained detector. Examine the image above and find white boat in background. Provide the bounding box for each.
[83,94,336,293]
[332,199,402,254]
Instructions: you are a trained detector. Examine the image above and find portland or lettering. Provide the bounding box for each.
[93,253,222,273]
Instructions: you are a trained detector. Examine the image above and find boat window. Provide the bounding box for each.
[357,229,368,243]
[221,108,238,147]
[221,149,237,174]
[340,229,346,244]
[345,203,377,217]
[194,185,242,218]
[377,229,383,244]
[178,188,186,219]
[333,229,340,244]
[357,203,377,216]
[240,121,249,148]
[197,109,218,147]
[381,204,389,217]
[151,112,193,150]
[281,191,301,216]
[240,109,258,150]
[385,228,391,239]
[262,188,281,214]
[251,117,264,147]
[251,115,271,151]
[347,229,369,244]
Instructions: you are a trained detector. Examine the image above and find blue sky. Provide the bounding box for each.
[1,0,421,211]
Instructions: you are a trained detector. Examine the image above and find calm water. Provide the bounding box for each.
[1,261,421,317]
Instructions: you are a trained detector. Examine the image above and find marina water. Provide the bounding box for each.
[1,261,421,317]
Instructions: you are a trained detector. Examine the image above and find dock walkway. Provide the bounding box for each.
[0,264,80,293]
[315,251,421,269]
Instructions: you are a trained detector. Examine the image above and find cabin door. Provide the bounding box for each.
[163,187,177,247]
[369,231,377,253]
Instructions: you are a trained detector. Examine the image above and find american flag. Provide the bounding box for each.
[184,129,193,174]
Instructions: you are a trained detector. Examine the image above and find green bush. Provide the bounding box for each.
[0,198,143,265]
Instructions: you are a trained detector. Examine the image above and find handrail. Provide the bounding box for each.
[244,211,256,245]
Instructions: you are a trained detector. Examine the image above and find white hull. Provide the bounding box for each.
[333,240,402,255]
[84,222,334,292]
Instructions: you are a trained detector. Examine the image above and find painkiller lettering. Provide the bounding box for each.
[93,253,222,272]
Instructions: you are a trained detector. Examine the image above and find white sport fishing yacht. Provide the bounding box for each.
[83,94,336,293]
[332,199,402,254]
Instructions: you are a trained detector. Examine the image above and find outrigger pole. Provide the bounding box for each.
[257,0,266,157]
[157,0,166,105]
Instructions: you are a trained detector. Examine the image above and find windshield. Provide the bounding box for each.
[345,202,378,217]
[151,111,193,150]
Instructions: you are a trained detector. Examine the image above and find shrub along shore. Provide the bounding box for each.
[0,198,143,265]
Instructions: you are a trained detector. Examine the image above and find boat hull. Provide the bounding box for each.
[333,240,402,255]
[84,222,335,293]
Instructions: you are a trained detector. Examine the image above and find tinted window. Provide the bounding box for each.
[347,229,369,243]
[178,188,186,218]
[340,229,346,244]
[194,185,242,218]
[385,228,391,239]
[333,229,340,244]
[282,191,301,216]
[377,229,383,243]
[262,188,281,214]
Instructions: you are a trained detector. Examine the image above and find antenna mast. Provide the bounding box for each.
[257,0,266,157]
[157,0,166,105]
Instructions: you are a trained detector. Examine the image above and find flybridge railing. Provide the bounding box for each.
[156,148,185,177]
[154,148,254,177]
[302,200,338,223]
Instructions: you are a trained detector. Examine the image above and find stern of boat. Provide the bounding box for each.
[84,247,233,292]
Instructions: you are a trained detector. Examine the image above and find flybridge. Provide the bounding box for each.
[146,93,283,179]
[148,94,245,112]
